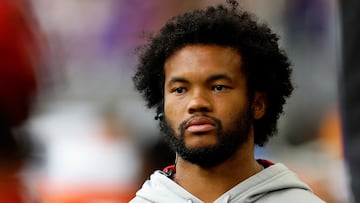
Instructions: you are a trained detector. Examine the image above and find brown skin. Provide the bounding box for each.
[164,44,267,203]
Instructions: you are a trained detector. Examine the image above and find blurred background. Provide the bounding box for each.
[0,0,351,202]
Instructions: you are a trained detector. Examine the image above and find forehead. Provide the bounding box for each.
[164,44,243,78]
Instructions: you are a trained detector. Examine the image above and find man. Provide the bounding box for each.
[130,1,325,202]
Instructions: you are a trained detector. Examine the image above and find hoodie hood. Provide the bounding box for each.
[130,163,323,203]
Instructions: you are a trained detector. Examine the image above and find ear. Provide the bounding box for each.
[252,92,267,120]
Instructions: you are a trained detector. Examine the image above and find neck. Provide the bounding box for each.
[173,141,263,203]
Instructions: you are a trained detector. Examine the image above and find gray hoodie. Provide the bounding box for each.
[130,163,325,203]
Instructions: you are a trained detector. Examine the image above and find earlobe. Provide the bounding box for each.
[253,92,267,120]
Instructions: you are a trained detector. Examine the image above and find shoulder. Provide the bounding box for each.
[129,196,153,203]
[257,188,325,203]
[130,170,198,203]
[242,162,325,203]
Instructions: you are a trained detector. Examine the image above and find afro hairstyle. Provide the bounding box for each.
[133,2,293,146]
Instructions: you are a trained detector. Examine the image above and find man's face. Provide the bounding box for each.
[163,44,256,167]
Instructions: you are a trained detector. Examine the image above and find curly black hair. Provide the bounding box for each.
[133,2,293,146]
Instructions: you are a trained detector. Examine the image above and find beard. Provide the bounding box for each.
[160,106,253,168]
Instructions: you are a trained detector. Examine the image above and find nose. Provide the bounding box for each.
[187,90,212,114]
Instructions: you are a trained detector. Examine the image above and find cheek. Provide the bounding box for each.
[215,97,240,113]
[216,98,246,123]
[164,98,183,132]
[164,96,174,116]
[221,112,236,128]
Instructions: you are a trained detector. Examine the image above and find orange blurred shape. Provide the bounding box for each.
[37,180,136,203]
[0,172,24,203]
[317,106,343,158]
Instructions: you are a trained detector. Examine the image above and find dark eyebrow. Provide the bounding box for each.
[166,74,233,87]
[206,74,233,83]
[166,77,189,87]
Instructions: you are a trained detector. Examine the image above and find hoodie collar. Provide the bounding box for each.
[134,162,312,203]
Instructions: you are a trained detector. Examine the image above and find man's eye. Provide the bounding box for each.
[173,87,187,94]
[212,85,228,92]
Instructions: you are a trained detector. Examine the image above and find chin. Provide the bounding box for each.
[184,137,218,149]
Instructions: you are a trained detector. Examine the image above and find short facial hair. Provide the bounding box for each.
[160,105,253,168]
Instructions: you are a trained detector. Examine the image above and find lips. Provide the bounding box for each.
[185,116,216,133]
